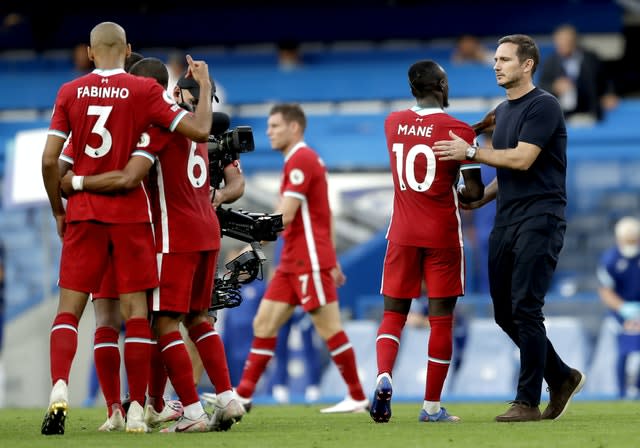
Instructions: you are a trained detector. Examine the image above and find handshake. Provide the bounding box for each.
[619,302,640,321]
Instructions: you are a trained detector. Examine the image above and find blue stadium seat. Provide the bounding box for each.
[541,316,591,400]
[450,318,517,398]
[585,316,621,397]
[390,326,430,399]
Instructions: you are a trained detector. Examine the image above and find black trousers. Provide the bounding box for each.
[488,214,571,406]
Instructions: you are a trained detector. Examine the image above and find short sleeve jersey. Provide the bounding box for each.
[141,127,219,253]
[492,88,567,227]
[48,69,188,224]
[384,106,478,248]
[597,247,640,323]
[279,142,337,273]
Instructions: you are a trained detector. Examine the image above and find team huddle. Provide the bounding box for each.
[39,22,584,435]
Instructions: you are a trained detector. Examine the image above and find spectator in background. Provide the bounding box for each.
[277,40,303,71]
[538,24,618,124]
[166,51,187,94]
[596,216,640,398]
[451,35,494,66]
[72,43,93,73]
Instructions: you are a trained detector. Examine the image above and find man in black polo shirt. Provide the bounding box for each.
[433,34,585,422]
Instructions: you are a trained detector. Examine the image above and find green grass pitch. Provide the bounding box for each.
[1,401,637,448]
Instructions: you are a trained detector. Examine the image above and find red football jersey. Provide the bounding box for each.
[279,142,337,273]
[384,107,478,248]
[141,127,220,253]
[48,69,188,224]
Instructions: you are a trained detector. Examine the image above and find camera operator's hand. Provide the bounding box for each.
[331,263,347,288]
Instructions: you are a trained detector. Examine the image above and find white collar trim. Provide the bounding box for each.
[92,68,126,76]
[410,106,444,116]
[285,141,306,162]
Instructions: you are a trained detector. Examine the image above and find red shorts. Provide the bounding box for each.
[150,250,218,314]
[264,268,338,312]
[92,261,118,300]
[381,241,465,299]
[59,221,158,294]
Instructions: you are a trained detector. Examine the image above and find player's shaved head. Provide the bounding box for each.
[90,22,127,51]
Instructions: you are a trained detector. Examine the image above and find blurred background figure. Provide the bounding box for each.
[71,42,93,74]
[277,40,303,71]
[166,51,187,94]
[596,216,640,398]
[450,34,494,65]
[538,24,618,124]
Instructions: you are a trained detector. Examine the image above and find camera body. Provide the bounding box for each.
[208,126,255,189]
[216,207,284,243]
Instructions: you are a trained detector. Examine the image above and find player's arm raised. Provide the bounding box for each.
[174,55,213,143]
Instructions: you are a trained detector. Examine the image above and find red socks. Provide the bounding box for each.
[189,321,232,393]
[425,314,454,402]
[124,318,152,405]
[375,310,407,376]
[147,341,168,412]
[236,336,277,398]
[50,312,79,385]
[93,326,121,413]
[158,331,199,407]
[327,331,366,401]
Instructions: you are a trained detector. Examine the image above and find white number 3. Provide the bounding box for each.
[84,105,113,158]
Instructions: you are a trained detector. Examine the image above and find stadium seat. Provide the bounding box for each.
[541,316,591,400]
[390,326,430,399]
[450,318,517,398]
[585,316,621,397]
[318,320,378,399]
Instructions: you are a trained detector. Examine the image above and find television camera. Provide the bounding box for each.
[207,112,255,189]
[209,208,284,311]
[205,113,283,311]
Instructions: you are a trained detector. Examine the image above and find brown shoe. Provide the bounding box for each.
[495,402,541,422]
[541,368,586,420]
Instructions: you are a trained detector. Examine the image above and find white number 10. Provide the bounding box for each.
[392,143,436,192]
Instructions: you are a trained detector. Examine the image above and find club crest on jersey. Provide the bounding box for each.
[138,132,151,148]
[289,168,304,185]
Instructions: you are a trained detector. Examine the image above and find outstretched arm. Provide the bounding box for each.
[60,156,154,195]
[434,131,541,171]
